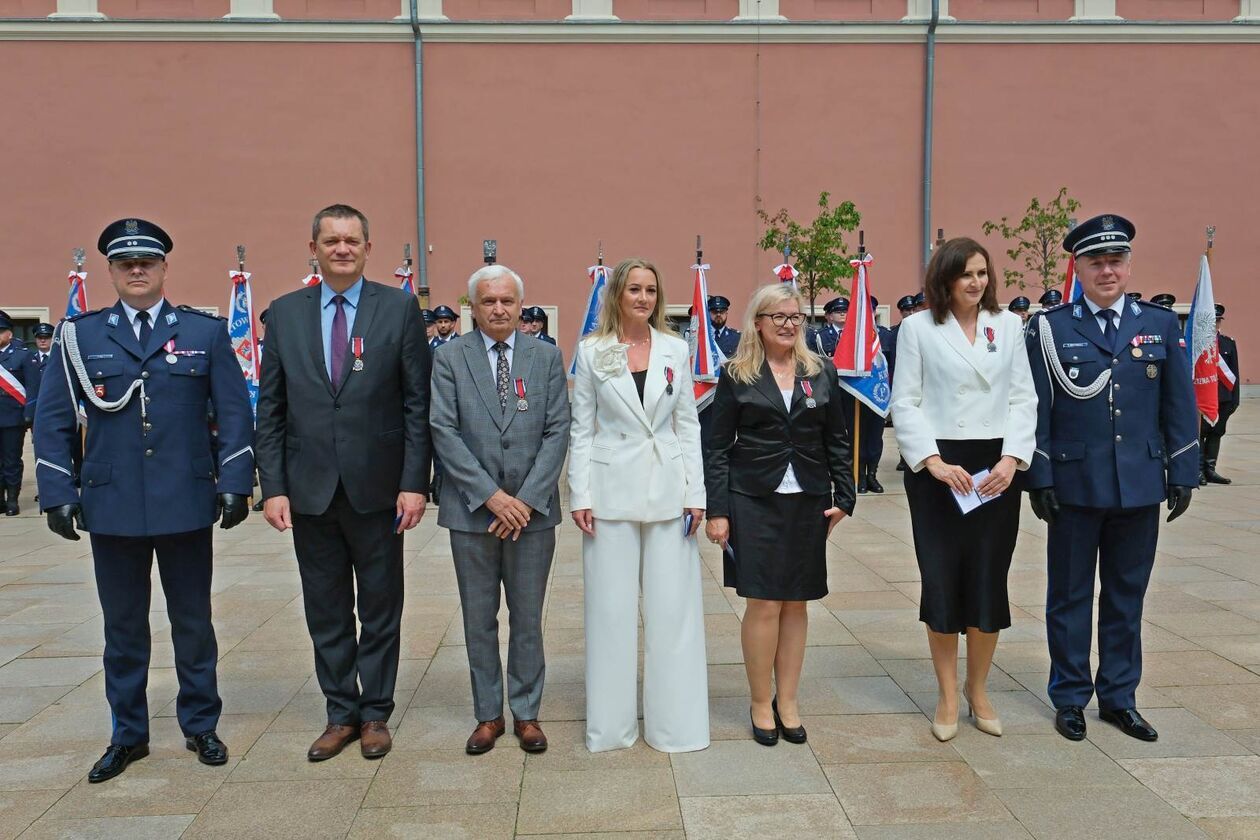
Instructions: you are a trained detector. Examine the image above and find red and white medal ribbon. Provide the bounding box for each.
[351,337,364,371]
[514,378,527,411]
[164,339,176,364]
[984,326,996,352]
[664,366,675,395]
[801,379,816,408]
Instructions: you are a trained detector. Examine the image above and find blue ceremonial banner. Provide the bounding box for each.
[227,271,260,418]
[569,264,609,378]
[66,271,88,318]
[834,254,891,418]
[837,350,891,417]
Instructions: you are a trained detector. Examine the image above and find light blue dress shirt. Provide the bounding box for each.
[321,277,363,381]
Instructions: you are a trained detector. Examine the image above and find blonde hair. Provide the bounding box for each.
[591,257,675,340]
[725,284,822,385]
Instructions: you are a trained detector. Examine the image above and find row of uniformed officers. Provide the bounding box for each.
[14,209,1238,783]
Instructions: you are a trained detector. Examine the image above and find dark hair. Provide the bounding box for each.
[311,204,370,242]
[924,237,1001,324]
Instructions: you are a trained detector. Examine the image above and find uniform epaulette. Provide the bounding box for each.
[177,304,227,321]
[63,308,103,323]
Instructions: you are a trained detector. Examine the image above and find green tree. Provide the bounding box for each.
[981,187,1082,291]
[756,191,862,320]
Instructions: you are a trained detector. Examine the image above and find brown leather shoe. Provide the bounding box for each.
[466,716,506,755]
[307,724,359,762]
[513,719,548,753]
[360,720,392,759]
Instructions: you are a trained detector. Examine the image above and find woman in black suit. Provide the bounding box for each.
[704,283,856,746]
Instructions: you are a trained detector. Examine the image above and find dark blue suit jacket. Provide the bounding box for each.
[34,301,255,536]
[1026,299,1198,508]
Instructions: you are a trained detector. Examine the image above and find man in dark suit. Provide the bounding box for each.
[256,204,432,762]
[35,218,254,782]
[1201,303,1239,484]
[1026,214,1198,744]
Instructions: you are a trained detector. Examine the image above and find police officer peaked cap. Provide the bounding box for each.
[1150,293,1176,307]
[526,306,547,320]
[869,296,879,310]
[707,295,731,312]
[97,218,173,261]
[258,308,269,326]
[432,305,457,320]
[1215,304,1225,318]
[0,311,12,331]
[1009,296,1031,312]
[33,322,55,337]
[897,295,916,312]
[1126,291,1144,302]
[421,308,436,324]
[913,291,925,306]
[1063,214,1135,258]
[519,309,537,322]
[823,297,849,314]
[1039,289,1063,306]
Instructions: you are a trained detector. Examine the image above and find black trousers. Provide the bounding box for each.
[292,485,404,725]
[90,527,220,746]
[0,424,24,488]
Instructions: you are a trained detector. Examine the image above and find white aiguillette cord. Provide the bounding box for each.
[59,320,148,428]
[1037,315,1110,406]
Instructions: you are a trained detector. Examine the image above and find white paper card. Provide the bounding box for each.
[952,469,999,515]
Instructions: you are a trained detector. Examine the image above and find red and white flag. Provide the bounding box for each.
[396,265,415,295]
[1185,254,1220,424]
[300,272,322,287]
[688,262,724,410]
[773,262,799,289]
[0,365,25,406]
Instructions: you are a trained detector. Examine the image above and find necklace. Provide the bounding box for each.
[621,335,651,347]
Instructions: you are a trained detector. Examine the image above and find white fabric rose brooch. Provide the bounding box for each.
[592,343,629,381]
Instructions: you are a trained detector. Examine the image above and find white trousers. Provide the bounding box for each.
[583,518,710,753]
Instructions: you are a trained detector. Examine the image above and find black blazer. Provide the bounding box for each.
[704,360,856,518]
[256,280,432,516]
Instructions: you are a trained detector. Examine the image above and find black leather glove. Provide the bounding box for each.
[47,504,84,541]
[1166,485,1193,523]
[1028,488,1060,525]
[217,493,249,530]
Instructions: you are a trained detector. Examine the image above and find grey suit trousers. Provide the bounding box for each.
[450,527,556,722]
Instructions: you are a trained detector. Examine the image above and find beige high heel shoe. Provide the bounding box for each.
[930,699,959,742]
[964,691,1003,737]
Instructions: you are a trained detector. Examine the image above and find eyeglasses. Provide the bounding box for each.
[757,313,807,327]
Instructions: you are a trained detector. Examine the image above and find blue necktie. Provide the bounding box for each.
[136,310,152,350]
[1101,309,1117,351]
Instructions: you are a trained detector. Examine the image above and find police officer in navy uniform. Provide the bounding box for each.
[1201,303,1239,485]
[1008,295,1031,323]
[889,295,916,472]
[521,306,557,345]
[422,308,437,341]
[34,218,255,783]
[1038,288,1063,309]
[430,304,458,350]
[0,311,34,515]
[708,295,740,358]
[810,297,847,357]
[1025,214,1198,744]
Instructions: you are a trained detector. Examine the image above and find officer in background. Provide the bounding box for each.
[422,308,437,341]
[0,311,33,515]
[1150,293,1175,309]
[1201,303,1239,485]
[430,304,458,350]
[23,323,55,504]
[810,296,847,357]
[708,295,740,358]
[1025,214,1197,745]
[1039,288,1063,309]
[1127,291,1144,303]
[912,290,927,313]
[889,295,916,472]
[1008,295,1031,324]
[34,218,255,783]
[862,297,893,494]
[521,306,557,345]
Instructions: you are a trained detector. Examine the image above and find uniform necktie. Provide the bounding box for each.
[329,295,347,385]
[493,341,510,411]
[135,310,152,349]
[1101,309,1117,351]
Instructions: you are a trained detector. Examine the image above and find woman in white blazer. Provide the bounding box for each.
[890,237,1037,743]
[568,257,709,753]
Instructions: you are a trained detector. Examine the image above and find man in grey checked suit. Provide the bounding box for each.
[429,264,571,755]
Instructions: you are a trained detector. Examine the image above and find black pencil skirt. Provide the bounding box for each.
[726,490,830,601]
[904,438,1021,634]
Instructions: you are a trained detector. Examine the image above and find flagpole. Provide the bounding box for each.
[1205,225,1215,266]
[853,230,865,490]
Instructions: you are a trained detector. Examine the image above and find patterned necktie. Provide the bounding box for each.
[494,341,510,411]
[1101,308,1117,351]
[329,295,347,384]
[135,310,152,349]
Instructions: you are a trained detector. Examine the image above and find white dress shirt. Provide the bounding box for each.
[119,298,167,340]
[774,389,803,494]
[481,329,516,377]
[1083,295,1126,337]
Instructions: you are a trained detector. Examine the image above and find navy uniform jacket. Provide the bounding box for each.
[429,334,456,351]
[34,301,255,536]
[1025,299,1199,508]
[809,324,841,358]
[0,339,32,428]
[23,348,50,425]
[538,333,557,346]
[884,324,900,386]
[713,325,740,358]
[1218,333,1240,418]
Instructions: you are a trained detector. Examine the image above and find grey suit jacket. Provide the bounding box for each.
[430,330,570,533]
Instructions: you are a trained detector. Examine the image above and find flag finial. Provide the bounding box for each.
[236,245,246,272]
[72,247,85,271]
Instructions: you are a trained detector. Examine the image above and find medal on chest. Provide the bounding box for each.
[664,366,674,396]
[351,337,364,372]
[164,339,177,365]
[514,377,528,411]
[984,326,996,353]
[801,379,817,409]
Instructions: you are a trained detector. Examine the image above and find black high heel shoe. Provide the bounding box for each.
[772,697,807,744]
[751,708,779,746]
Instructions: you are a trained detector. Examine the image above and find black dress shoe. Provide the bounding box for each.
[1099,708,1158,742]
[750,708,779,746]
[88,743,149,783]
[772,697,807,744]
[1055,706,1087,741]
[866,469,885,494]
[186,730,229,765]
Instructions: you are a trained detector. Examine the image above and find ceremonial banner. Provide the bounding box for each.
[688,262,724,410]
[0,364,25,406]
[66,271,88,318]
[1185,254,1220,424]
[568,264,609,378]
[300,273,322,287]
[1061,254,1083,303]
[773,262,799,290]
[396,265,415,295]
[833,254,891,417]
[228,271,261,417]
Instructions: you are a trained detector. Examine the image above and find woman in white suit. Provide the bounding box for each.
[568,257,709,753]
[890,237,1037,742]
